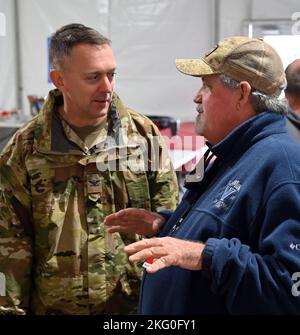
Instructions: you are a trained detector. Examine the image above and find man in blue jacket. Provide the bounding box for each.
[105,36,300,314]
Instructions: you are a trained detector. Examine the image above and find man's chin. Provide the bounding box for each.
[195,116,204,135]
[91,107,109,118]
[195,128,203,136]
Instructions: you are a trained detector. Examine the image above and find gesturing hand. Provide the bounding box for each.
[124,237,205,273]
[104,208,165,237]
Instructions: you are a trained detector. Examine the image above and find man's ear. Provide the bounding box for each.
[239,81,252,104]
[49,69,64,89]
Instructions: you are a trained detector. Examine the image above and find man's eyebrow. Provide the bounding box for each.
[83,68,117,75]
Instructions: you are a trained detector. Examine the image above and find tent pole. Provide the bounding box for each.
[14,0,23,112]
[213,0,220,44]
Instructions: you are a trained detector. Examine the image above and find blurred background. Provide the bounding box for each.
[1,0,300,119]
[0,0,300,158]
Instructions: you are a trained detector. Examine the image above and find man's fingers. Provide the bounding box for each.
[124,238,163,254]
[104,208,164,226]
[152,218,164,231]
[107,226,135,234]
[128,246,167,263]
[105,219,137,227]
[104,209,128,224]
[105,218,140,227]
[146,256,173,273]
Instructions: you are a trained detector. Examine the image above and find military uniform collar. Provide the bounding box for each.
[34,89,141,155]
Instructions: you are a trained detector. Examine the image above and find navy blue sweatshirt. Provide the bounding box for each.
[139,112,300,315]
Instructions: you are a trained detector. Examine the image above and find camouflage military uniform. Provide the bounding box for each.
[0,89,178,314]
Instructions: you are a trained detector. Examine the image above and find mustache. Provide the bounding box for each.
[196,104,203,113]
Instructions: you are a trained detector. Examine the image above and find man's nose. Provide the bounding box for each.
[193,90,202,104]
[100,75,114,93]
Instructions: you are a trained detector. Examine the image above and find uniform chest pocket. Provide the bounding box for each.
[88,145,150,209]
[30,168,54,196]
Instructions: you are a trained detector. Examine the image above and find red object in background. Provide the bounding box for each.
[160,121,205,151]
[142,257,154,269]
[148,116,206,173]
[160,122,206,173]
[0,110,12,122]
[145,257,154,264]
[146,115,204,151]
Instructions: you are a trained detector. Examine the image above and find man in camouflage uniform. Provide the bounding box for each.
[0,23,178,314]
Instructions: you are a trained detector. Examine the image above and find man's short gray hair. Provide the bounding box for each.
[49,23,111,69]
[219,74,288,115]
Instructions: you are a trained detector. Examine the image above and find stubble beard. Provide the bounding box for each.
[195,113,204,135]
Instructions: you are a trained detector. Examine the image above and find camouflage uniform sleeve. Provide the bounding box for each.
[146,124,179,212]
[0,136,33,315]
[126,108,179,211]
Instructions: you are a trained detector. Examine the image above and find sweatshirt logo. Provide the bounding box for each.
[290,243,300,251]
[214,179,241,209]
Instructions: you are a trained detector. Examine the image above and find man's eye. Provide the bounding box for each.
[86,74,99,81]
[202,83,211,90]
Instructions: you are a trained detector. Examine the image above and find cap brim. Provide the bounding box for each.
[175,58,215,77]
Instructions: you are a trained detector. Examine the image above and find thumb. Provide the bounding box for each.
[152,217,165,232]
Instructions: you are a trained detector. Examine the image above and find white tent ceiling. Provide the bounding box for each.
[1,0,300,121]
[0,0,214,121]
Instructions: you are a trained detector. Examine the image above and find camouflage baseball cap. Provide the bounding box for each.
[175,36,286,97]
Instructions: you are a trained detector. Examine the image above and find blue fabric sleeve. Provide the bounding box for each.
[202,182,300,314]
[157,210,174,223]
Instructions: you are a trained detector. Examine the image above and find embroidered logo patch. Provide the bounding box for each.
[86,174,103,194]
[214,179,241,209]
